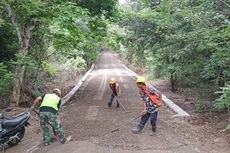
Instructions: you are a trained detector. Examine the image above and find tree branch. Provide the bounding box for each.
[2,0,22,43]
[219,0,230,8]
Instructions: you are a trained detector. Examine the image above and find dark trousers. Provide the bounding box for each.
[108,94,119,106]
[139,111,158,128]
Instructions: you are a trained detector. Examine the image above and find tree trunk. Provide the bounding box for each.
[170,72,176,92]
[218,67,225,88]
[12,31,33,105]
[166,55,176,92]
[12,63,25,105]
[2,0,34,105]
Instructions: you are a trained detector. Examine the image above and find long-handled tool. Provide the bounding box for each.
[113,94,130,113]
[33,109,58,139]
[111,114,143,133]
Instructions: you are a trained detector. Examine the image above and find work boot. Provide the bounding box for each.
[132,124,144,134]
[152,126,156,132]
[116,103,120,108]
[43,142,50,146]
[150,126,156,136]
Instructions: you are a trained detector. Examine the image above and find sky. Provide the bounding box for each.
[119,0,126,5]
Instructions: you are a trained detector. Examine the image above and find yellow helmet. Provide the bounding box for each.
[109,78,116,84]
[53,88,61,96]
[136,76,145,83]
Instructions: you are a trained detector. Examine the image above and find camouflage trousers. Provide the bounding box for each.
[39,112,66,145]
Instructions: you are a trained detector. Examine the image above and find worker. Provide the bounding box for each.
[132,77,162,136]
[31,88,72,146]
[108,78,121,108]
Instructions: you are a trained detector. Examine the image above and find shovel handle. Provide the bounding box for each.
[111,129,119,133]
[113,95,129,113]
[110,114,142,133]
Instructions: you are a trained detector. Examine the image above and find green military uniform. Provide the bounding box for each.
[39,93,66,145]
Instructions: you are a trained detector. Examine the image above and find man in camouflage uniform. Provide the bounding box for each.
[32,88,71,146]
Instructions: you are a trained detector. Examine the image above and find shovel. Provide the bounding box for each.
[113,94,130,113]
[111,113,142,133]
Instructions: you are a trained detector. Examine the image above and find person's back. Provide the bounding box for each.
[39,93,61,114]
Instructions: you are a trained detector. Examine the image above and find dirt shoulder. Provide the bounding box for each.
[153,80,230,151]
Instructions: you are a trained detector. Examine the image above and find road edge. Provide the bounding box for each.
[61,64,94,107]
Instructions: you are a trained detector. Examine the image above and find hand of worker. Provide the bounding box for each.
[142,109,147,115]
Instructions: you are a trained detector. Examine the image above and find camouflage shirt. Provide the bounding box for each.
[139,85,158,113]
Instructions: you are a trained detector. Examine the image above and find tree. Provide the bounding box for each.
[0,0,118,105]
[1,0,42,105]
[117,0,230,113]
[76,0,118,19]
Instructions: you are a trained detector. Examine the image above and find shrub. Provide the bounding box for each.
[215,84,230,111]
[0,62,14,96]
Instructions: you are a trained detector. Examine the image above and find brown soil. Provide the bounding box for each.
[3,50,229,153]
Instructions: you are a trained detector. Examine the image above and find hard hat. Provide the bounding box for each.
[136,76,145,83]
[109,78,116,84]
[53,88,61,96]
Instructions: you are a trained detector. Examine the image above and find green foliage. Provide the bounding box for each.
[30,80,46,97]
[0,0,228,111]
[42,62,58,76]
[0,19,18,62]
[8,0,46,24]
[202,26,230,83]
[0,63,14,96]
[119,0,229,83]
[215,84,230,109]
[116,0,230,110]
[49,2,88,54]
[65,57,86,74]
[89,17,108,38]
[0,0,123,103]
[49,56,86,82]
[86,50,97,64]
[76,0,119,19]
[49,2,105,68]
[105,23,125,51]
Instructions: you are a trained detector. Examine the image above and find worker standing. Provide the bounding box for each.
[108,78,121,108]
[132,77,162,136]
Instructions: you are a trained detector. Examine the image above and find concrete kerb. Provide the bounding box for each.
[121,64,190,117]
[60,64,94,107]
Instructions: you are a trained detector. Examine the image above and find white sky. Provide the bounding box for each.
[119,0,126,5]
